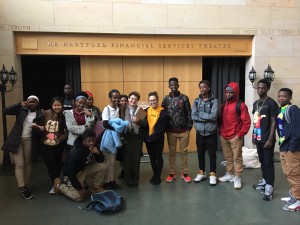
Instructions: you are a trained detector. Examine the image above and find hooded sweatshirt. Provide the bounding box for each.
[220,82,251,140]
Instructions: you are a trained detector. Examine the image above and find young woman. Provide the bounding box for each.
[64,92,95,149]
[102,89,121,190]
[36,97,68,194]
[117,94,128,179]
[144,92,168,185]
[85,91,102,122]
[2,95,43,200]
[123,91,147,187]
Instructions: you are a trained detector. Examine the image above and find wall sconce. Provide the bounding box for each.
[249,64,275,89]
[0,64,18,92]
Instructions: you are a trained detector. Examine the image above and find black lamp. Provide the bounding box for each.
[0,64,18,174]
[249,64,275,89]
[264,64,275,83]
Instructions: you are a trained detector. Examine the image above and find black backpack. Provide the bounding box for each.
[83,190,124,214]
[221,99,242,118]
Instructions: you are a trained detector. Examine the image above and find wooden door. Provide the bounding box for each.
[81,56,202,152]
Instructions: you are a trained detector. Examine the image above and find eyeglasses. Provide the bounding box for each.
[149,100,157,102]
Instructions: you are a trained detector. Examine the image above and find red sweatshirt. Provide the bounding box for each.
[220,82,251,140]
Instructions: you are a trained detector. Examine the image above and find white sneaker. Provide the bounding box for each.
[218,173,234,182]
[281,197,291,203]
[234,176,242,189]
[194,170,206,183]
[49,186,55,195]
[209,172,217,186]
[287,200,300,211]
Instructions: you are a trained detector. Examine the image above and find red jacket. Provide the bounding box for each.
[220,82,251,140]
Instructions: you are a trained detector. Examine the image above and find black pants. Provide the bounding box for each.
[196,133,217,173]
[123,133,143,186]
[41,143,64,183]
[146,137,164,180]
[256,142,275,186]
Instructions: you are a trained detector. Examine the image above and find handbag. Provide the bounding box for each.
[94,120,106,146]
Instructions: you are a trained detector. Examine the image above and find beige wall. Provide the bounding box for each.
[1,0,300,161]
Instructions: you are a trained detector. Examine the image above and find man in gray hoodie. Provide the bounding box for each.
[191,80,219,186]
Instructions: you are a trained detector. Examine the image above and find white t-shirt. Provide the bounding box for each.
[102,105,119,120]
[22,111,36,137]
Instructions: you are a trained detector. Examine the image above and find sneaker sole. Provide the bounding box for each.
[194,178,206,183]
[166,177,176,183]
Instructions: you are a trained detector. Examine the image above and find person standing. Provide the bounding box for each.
[101,89,121,190]
[144,91,168,185]
[62,84,74,111]
[64,92,95,150]
[85,91,102,122]
[277,88,300,211]
[252,79,278,201]
[123,91,146,187]
[117,94,129,179]
[162,77,193,183]
[35,97,68,195]
[218,82,251,189]
[191,80,219,186]
[1,95,43,199]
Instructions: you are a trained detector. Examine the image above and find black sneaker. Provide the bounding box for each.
[20,186,33,200]
[110,180,121,189]
[118,170,125,179]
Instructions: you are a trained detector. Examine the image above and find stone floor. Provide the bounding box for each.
[0,152,299,225]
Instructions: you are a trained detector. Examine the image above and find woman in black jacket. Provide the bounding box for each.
[144,91,168,185]
[1,95,43,200]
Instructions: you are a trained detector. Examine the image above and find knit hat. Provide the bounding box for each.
[225,86,234,92]
[85,91,93,97]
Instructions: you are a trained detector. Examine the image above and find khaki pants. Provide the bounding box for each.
[167,131,190,174]
[280,151,300,199]
[59,161,106,202]
[11,137,32,187]
[220,135,243,177]
[103,152,115,183]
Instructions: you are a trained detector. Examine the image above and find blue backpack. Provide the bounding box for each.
[85,190,123,214]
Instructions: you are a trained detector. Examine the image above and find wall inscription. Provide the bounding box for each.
[15,33,252,56]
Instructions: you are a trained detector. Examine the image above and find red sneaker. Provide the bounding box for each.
[181,173,192,183]
[166,174,176,183]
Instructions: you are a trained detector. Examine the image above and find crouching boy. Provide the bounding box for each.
[54,128,106,202]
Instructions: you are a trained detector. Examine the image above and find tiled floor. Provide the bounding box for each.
[0,152,299,225]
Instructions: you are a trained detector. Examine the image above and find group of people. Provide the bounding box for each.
[1,78,300,212]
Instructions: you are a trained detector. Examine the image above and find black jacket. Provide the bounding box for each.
[63,136,104,190]
[1,103,43,154]
[143,108,168,143]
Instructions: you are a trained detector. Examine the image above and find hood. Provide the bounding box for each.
[224,82,240,103]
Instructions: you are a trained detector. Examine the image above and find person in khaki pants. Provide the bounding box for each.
[54,129,106,202]
[218,82,251,189]
[277,88,300,212]
[162,77,193,183]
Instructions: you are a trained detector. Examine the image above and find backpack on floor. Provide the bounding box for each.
[85,190,124,214]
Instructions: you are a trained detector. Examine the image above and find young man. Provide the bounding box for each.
[277,88,300,211]
[191,80,219,185]
[218,82,251,189]
[63,84,74,111]
[162,77,193,183]
[54,129,106,202]
[252,79,279,201]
